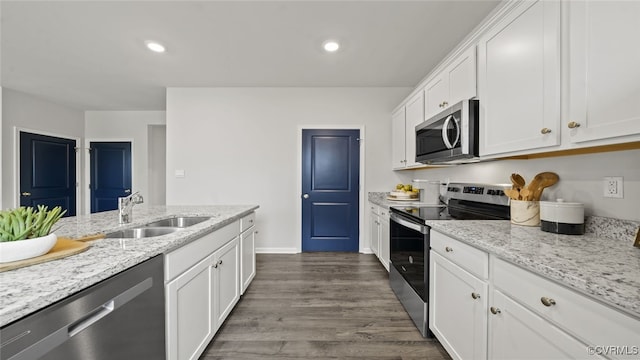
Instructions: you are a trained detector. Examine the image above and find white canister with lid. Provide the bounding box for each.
[539,199,585,235]
[412,179,441,205]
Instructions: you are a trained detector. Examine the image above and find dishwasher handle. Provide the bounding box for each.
[7,277,153,360]
[67,300,114,337]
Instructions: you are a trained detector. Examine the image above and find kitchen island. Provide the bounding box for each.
[0,205,258,328]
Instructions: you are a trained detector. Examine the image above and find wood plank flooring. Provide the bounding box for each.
[200,253,451,360]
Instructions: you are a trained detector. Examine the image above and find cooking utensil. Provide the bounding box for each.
[527,172,559,201]
[510,173,526,191]
[519,188,532,201]
[504,189,521,200]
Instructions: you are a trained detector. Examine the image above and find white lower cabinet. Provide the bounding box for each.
[429,230,640,360]
[213,238,240,329]
[166,255,214,360]
[379,208,390,271]
[488,289,592,360]
[430,251,488,360]
[369,205,380,257]
[165,212,258,360]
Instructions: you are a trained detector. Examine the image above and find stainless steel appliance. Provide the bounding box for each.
[0,255,165,360]
[415,99,479,164]
[389,182,510,337]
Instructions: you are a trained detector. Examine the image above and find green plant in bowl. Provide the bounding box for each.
[0,205,66,242]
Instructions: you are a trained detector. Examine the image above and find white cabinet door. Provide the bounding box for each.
[404,92,424,168]
[213,237,240,332]
[391,107,407,169]
[425,75,448,119]
[478,0,561,156]
[488,290,595,360]
[425,47,477,121]
[240,226,256,295]
[369,207,380,256]
[447,47,477,108]
[166,255,214,360]
[430,251,487,360]
[568,1,640,144]
[379,208,390,272]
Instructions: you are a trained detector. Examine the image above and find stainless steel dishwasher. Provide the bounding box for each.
[0,255,165,360]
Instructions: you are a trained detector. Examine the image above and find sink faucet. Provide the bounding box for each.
[118,192,144,224]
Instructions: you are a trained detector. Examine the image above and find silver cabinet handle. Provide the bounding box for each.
[490,307,501,315]
[213,264,218,269]
[445,246,453,252]
[540,297,556,307]
[471,293,481,300]
[218,260,223,265]
[302,194,309,199]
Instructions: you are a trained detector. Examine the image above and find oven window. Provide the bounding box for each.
[390,219,428,300]
[416,122,447,157]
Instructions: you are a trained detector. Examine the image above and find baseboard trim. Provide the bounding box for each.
[361,247,373,254]
[256,247,299,254]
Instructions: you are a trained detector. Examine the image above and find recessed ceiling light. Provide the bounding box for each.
[323,40,340,53]
[145,41,166,53]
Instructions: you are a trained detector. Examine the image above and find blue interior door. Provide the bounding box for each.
[90,142,132,213]
[302,129,360,252]
[20,132,76,217]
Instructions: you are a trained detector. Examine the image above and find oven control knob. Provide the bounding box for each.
[408,256,414,264]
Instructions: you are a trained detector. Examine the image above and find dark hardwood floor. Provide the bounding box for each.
[200,253,451,360]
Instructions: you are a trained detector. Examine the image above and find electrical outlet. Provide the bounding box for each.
[603,177,623,198]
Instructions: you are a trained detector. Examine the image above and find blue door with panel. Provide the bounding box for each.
[19,132,76,216]
[90,142,132,213]
[302,129,360,252]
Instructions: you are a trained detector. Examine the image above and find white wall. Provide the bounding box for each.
[148,125,167,206]
[84,111,166,210]
[166,87,409,252]
[398,149,640,221]
[1,88,85,210]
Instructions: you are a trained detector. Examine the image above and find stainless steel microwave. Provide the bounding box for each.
[415,99,479,164]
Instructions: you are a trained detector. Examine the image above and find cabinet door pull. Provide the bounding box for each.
[540,297,556,307]
[490,307,501,315]
[471,292,481,300]
[567,121,581,129]
[218,260,223,265]
[445,246,453,252]
[540,128,552,134]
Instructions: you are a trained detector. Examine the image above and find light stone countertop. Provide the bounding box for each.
[368,191,444,208]
[370,191,640,317]
[425,219,640,319]
[0,205,258,327]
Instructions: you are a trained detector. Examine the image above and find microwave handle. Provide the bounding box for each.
[441,115,461,149]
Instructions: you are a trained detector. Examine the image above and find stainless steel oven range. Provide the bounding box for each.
[389,182,510,337]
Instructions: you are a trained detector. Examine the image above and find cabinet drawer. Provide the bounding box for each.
[493,258,640,357]
[379,207,389,219]
[240,212,255,233]
[369,204,380,215]
[165,220,239,282]
[431,230,488,279]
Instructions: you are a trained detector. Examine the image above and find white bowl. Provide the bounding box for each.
[0,233,58,263]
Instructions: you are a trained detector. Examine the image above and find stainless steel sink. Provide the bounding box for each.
[105,227,181,239]
[144,216,211,228]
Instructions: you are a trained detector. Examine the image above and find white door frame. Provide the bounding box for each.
[13,127,82,214]
[296,125,366,253]
[84,138,135,215]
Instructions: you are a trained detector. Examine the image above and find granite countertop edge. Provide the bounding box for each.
[0,204,259,328]
[424,220,640,320]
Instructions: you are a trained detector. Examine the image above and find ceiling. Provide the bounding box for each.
[1,1,500,111]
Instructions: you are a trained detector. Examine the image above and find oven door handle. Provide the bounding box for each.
[390,213,428,234]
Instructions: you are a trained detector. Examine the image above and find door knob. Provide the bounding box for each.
[302,194,309,199]
[124,189,131,193]
[21,192,31,196]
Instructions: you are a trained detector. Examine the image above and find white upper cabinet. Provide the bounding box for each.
[425,47,477,120]
[478,0,561,156]
[568,1,640,144]
[404,92,424,168]
[391,107,407,169]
